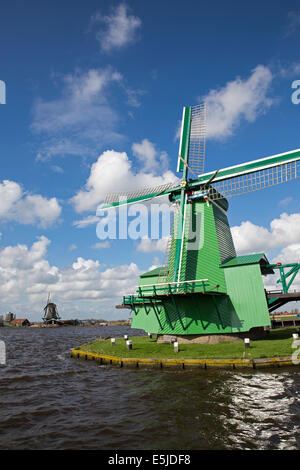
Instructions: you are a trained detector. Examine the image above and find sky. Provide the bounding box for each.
[1,0,300,320]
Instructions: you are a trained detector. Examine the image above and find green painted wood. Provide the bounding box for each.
[177,107,192,173]
[131,293,246,335]
[140,267,168,279]
[221,253,267,267]
[173,192,187,282]
[179,200,228,292]
[223,264,271,332]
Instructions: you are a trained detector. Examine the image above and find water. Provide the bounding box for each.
[0,326,300,450]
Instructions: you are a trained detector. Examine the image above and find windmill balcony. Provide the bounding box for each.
[122,279,224,306]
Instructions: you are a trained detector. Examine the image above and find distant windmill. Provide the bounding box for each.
[43,293,61,325]
[101,104,300,341]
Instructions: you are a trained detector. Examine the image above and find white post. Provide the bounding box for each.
[292,333,299,341]
[111,338,116,346]
[0,80,6,105]
[124,335,128,340]
[126,340,132,350]
[244,338,250,348]
[0,340,5,365]
[174,341,179,353]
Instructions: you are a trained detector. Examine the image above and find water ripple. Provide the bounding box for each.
[0,326,299,449]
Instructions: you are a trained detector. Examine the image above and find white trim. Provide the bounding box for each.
[141,279,208,288]
[176,107,186,173]
[177,194,188,283]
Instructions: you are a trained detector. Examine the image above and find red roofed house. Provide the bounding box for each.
[10,319,30,327]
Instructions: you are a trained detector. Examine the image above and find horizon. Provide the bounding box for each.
[1,1,300,321]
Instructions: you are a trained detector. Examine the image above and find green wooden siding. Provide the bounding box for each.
[131,294,243,335]
[179,200,227,291]
[213,203,236,264]
[223,263,270,331]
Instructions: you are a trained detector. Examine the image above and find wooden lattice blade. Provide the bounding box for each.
[177,107,191,173]
[100,182,177,210]
[177,104,206,178]
[210,159,300,200]
[197,148,300,185]
[185,148,300,199]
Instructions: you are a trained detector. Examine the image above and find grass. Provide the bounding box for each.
[75,327,299,360]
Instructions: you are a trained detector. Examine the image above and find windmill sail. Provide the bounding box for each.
[177,107,191,173]
[177,104,206,176]
[187,104,206,176]
[195,149,300,201]
[102,181,177,210]
[210,160,299,201]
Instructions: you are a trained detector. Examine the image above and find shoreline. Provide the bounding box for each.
[70,348,298,370]
[70,328,300,370]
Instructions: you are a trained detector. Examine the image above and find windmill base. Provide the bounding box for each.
[156,327,265,344]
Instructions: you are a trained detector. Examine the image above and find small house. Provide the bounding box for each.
[10,319,31,327]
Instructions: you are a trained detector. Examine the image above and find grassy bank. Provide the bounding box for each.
[75,328,299,360]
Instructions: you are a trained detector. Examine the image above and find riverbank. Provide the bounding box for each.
[71,327,300,369]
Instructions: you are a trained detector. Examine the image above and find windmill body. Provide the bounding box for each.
[102,105,300,341]
[43,293,61,325]
[130,196,271,338]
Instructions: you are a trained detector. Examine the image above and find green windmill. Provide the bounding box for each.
[102,104,300,342]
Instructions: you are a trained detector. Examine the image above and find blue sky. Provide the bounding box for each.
[1,0,300,320]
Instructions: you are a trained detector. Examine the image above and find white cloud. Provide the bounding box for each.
[51,165,64,174]
[91,241,111,249]
[279,62,300,77]
[69,244,77,251]
[0,236,50,270]
[124,86,145,108]
[71,148,177,213]
[92,4,142,52]
[174,120,182,142]
[284,11,300,37]
[136,236,169,253]
[231,213,300,255]
[132,139,169,173]
[32,67,124,160]
[201,65,274,140]
[0,237,143,320]
[73,215,100,228]
[274,244,300,264]
[279,197,293,207]
[0,180,61,228]
[0,180,22,216]
[231,213,300,298]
